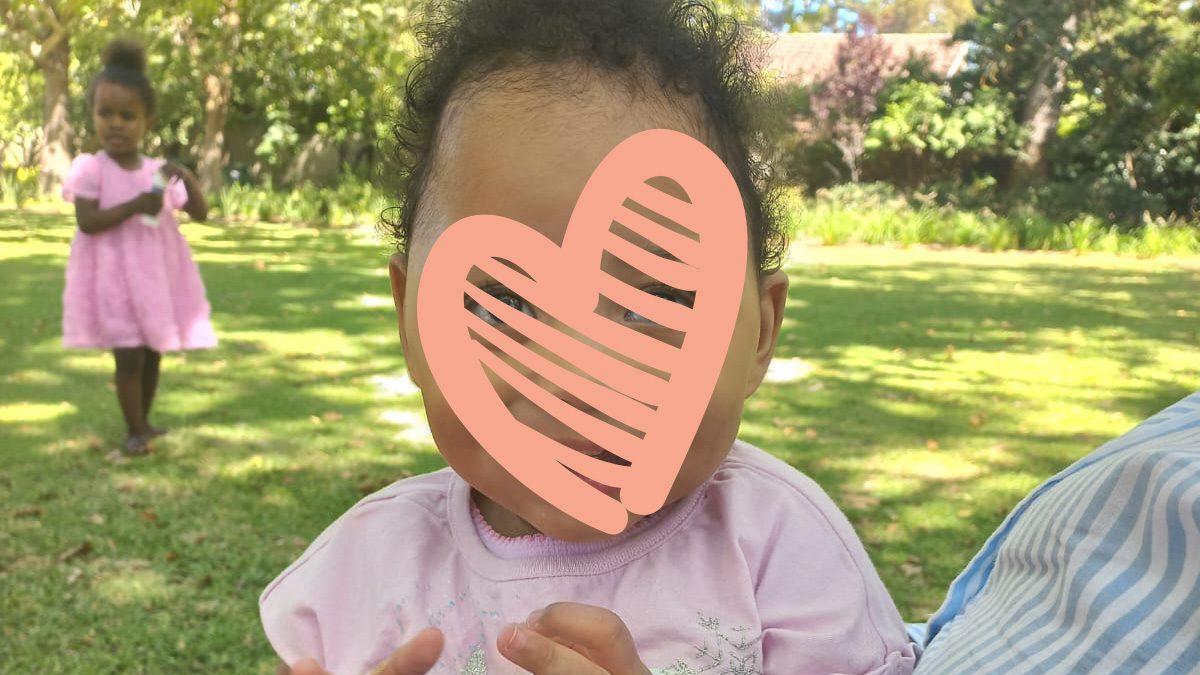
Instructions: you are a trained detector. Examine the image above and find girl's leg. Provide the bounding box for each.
[113,347,152,454]
[141,347,167,436]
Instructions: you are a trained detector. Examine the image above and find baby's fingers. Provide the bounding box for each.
[498,623,609,675]
[525,603,650,675]
[367,628,445,675]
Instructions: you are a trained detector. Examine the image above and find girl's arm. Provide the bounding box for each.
[162,162,209,222]
[74,193,161,235]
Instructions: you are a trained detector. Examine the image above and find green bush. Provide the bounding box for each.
[787,184,1200,257]
[213,177,388,228]
[0,166,39,208]
[863,82,1019,191]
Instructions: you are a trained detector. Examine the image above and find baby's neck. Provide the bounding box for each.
[471,489,540,537]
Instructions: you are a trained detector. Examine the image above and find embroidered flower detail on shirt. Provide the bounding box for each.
[673,612,763,675]
[460,643,487,675]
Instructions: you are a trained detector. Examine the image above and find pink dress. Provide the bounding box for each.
[61,152,217,352]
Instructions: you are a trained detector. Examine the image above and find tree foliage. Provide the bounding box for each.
[1,0,420,189]
[763,0,975,32]
[957,0,1200,222]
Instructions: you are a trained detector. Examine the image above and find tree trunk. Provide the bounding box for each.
[195,0,239,193]
[198,66,232,192]
[38,26,72,195]
[1012,14,1077,185]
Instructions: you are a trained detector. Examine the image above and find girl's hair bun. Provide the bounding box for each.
[102,39,146,73]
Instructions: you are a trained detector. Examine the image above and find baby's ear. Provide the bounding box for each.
[388,253,422,388]
[744,269,789,398]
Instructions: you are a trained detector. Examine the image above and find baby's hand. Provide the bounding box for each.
[498,602,651,675]
[280,627,444,675]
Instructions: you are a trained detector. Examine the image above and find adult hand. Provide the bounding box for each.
[498,603,652,675]
[279,627,445,675]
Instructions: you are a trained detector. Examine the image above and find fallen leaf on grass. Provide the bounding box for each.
[58,541,93,563]
[140,510,158,524]
[805,428,820,440]
[969,413,986,429]
[180,531,208,545]
[13,506,42,518]
[87,513,105,525]
[901,556,924,578]
[194,600,220,617]
[842,493,880,510]
[925,438,941,450]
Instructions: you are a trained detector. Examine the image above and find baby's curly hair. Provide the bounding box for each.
[383,0,787,275]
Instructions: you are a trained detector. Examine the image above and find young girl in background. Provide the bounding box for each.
[262,2,914,673]
[61,39,216,455]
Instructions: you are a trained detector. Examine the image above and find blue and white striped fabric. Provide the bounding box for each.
[915,391,1200,674]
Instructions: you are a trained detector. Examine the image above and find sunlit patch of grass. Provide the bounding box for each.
[0,400,77,423]
[93,561,173,606]
[753,243,1199,618]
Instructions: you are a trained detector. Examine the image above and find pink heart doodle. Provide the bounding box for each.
[417,129,746,534]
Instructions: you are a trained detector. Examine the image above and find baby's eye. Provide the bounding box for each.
[467,286,535,326]
[624,286,695,324]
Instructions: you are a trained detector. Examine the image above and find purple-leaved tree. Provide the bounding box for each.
[810,25,898,183]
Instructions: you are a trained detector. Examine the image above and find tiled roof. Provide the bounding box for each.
[765,32,969,85]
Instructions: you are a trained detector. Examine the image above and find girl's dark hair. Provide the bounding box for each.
[87,39,156,116]
[384,0,787,275]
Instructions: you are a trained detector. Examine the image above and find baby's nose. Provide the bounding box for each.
[518,314,656,438]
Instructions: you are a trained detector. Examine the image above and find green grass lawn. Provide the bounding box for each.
[2,208,1198,672]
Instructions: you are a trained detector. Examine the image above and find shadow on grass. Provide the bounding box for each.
[741,251,1200,616]
[0,210,433,671]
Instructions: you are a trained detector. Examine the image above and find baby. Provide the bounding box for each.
[261,2,915,673]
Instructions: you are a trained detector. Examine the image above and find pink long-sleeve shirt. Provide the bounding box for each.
[260,440,916,674]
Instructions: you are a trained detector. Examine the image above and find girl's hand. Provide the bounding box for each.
[160,161,198,185]
[132,190,164,216]
[160,161,209,222]
[278,627,445,675]
[498,603,652,675]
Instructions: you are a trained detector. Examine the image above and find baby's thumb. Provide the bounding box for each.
[286,657,331,675]
[370,627,445,675]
